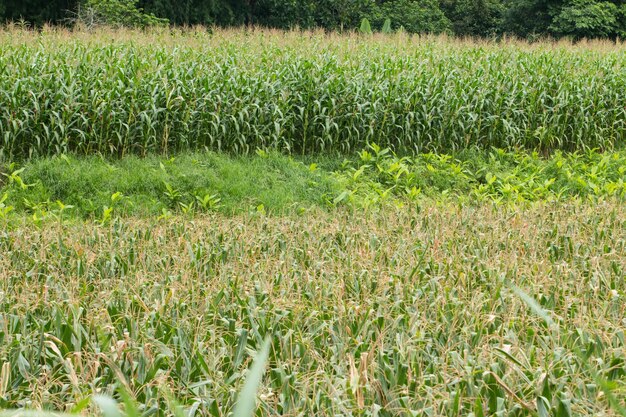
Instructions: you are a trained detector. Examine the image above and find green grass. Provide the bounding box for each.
[1,147,625,221]
[1,28,626,159]
[0,202,624,415]
[0,152,339,218]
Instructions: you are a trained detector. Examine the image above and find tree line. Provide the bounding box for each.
[2,0,626,39]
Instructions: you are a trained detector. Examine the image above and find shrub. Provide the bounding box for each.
[368,0,451,34]
[75,0,168,28]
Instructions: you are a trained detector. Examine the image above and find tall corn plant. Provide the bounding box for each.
[0,30,625,160]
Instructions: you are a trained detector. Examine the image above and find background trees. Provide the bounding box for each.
[503,0,626,38]
[439,0,504,36]
[1,0,626,39]
[370,0,451,34]
[550,0,625,38]
[1,0,79,25]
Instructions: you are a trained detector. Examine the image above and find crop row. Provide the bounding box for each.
[1,203,625,414]
[1,30,626,159]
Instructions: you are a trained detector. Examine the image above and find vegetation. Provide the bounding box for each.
[1,200,625,415]
[3,0,626,39]
[0,152,339,218]
[1,29,626,160]
[73,0,168,28]
[1,147,626,220]
[0,24,625,417]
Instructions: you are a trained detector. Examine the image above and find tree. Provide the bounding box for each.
[382,17,392,32]
[248,0,318,29]
[550,0,621,38]
[369,0,451,33]
[440,0,504,36]
[136,0,220,26]
[2,0,79,25]
[312,0,375,31]
[502,0,563,37]
[77,0,167,28]
[503,0,626,39]
[619,3,626,37]
[2,0,625,39]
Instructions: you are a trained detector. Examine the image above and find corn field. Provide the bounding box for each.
[1,203,625,415]
[1,28,626,160]
[1,26,626,417]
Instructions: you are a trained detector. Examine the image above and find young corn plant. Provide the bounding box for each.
[162,182,182,207]
[100,192,124,225]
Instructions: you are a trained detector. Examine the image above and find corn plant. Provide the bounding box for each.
[1,202,625,415]
[1,28,625,160]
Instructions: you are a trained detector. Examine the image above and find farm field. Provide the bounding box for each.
[0,28,626,417]
[1,202,626,416]
[1,28,626,158]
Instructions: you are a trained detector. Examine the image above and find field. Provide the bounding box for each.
[1,203,625,416]
[1,28,626,159]
[0,28,626,417]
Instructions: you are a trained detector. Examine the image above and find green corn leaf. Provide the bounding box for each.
[510,284,555,328]
[93,395,123,417]
[232,337,271,417]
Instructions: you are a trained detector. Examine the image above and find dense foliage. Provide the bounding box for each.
[2,0,626,38]
[1,199,625,415]
[1,29,625,160]
[1,147,625,221]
